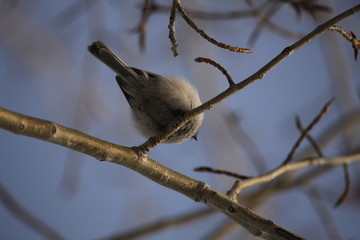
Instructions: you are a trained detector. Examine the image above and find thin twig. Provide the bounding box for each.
[173,0,253,53]
[328,25,360,60]
[334,163,351,207]
[194,167,250,180]
[168,0,179,57]
[283,98,334,165]
[194,57,235,86]
[295,116,324,157]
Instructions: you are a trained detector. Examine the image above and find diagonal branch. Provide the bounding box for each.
[137,4,360,153]
[0,107,304,240]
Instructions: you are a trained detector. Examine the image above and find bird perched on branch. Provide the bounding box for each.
[88,41,204,143]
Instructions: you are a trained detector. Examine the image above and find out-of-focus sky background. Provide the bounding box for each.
[0,0,359,239]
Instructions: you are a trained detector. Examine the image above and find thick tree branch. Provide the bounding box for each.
[0,107,303,240]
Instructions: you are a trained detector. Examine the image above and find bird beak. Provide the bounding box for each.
[192,135,198,141]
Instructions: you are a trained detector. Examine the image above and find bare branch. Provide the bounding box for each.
[228,153,360,198]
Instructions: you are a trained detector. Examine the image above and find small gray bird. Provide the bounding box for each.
[88,41,204,143]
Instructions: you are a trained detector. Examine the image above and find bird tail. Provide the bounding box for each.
[88,41,138,78]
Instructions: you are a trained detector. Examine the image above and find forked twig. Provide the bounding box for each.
[282,98,335,165]
[169,0,253,56]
